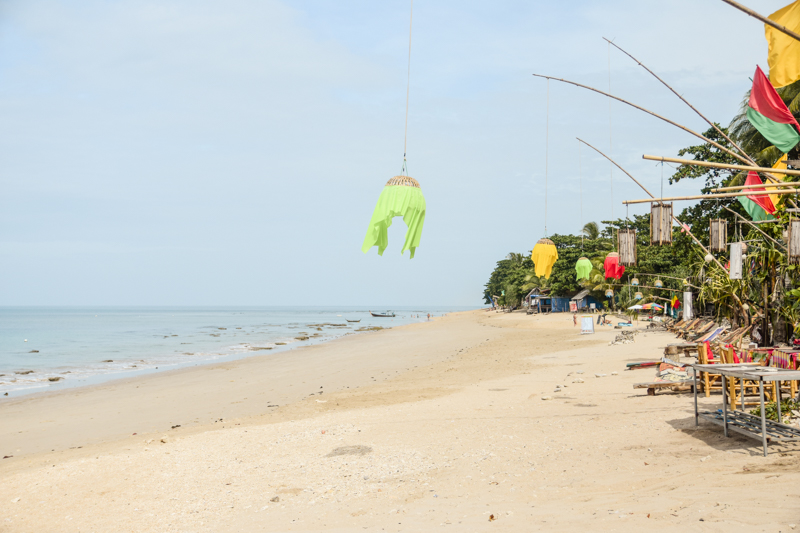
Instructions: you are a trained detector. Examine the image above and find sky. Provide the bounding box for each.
[0,0,791,307]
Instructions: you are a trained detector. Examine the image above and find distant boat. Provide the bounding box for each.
[369,311,396,318]
[346,319,361,323]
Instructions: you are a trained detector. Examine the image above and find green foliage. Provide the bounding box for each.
[750,398,800,423]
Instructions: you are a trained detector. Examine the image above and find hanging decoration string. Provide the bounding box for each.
[401,0,414,176]
[579,140,583,251]
[545,78,550,236]
[608,40,614,221]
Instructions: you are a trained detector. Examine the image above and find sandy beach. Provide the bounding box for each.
[1,310,799,532]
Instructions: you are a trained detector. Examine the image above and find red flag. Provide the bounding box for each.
[745,171,776,214]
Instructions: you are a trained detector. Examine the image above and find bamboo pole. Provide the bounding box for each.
[623,189,800,205]
[633,273,699,289]
[608,39,795,205]
[604,38,757,165]
[720,0,800,43]
[713,182,800,192]
[643,154,800,177]
[578,137,751,327]
[534,74,756,168]
[629,284,684,293]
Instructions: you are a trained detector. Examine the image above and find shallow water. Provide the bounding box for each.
[0,306,468,397]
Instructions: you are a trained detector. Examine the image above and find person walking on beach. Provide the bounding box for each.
[573,313,577,326]
[427,313,431,321]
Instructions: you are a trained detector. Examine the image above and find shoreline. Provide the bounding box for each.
[0,311,485,459]
[2,310,799,532]
[0,307,457,399]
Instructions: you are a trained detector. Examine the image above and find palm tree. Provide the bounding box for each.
[581,222,600,240]
[506,252,525,265]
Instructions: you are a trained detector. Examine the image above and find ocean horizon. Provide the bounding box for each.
[0,306,475,397]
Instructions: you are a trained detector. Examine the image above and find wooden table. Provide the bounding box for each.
[691,364,800,456]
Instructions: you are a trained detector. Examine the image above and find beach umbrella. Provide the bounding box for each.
[627,304,643,310]
[575,256,592,281]
[531,238,558,279]
[641,303,664,311]
[362,176,426,258]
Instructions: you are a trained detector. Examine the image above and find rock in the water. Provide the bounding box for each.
[14,370,34,375]
[295,336,310,341]
[28,350,39,353]
[48,377,62,382]
[102,360,113,363]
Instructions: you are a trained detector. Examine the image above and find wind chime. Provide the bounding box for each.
[650,164,673,245]
[709,219,727,253]
[531,80,558,278]
[790,218,800,264]
[575,141,592,281]
[619,228,637,266]
[361,1,426,259]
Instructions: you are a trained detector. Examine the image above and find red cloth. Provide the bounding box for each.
[603,254,624,280]
[750,65,800,129]
[744,171,777,214]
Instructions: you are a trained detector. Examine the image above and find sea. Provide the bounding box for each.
[0,306,471,397]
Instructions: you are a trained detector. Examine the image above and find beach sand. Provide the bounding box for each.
[1,310,799,532]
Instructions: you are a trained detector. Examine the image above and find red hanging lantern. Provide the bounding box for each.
[603,252,625,280]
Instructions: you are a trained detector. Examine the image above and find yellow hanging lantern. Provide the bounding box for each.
[654,279,663,288]
[631,277,639,286]
[634,291,643,300]
[531,238,558,279]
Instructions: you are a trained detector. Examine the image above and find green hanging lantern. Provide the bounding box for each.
[575,257,592,281]
[362,176,426,258]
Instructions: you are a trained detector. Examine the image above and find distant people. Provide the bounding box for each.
[573,313,577,326]
[427,313,431,321]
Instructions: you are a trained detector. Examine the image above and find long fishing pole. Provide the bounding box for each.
[534,73,788,186]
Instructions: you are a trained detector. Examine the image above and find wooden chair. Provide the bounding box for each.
[720,345,773,409]
[697,341,724,397]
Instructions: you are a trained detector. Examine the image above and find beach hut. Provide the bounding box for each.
[571,289,599,311]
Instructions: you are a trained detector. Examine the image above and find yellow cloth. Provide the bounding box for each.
[767,1,800,87]
[531,241,558,279]
[768,153,789,206]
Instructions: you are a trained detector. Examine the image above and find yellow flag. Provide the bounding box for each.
[767,1,800,87]
[768,153,789,206]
